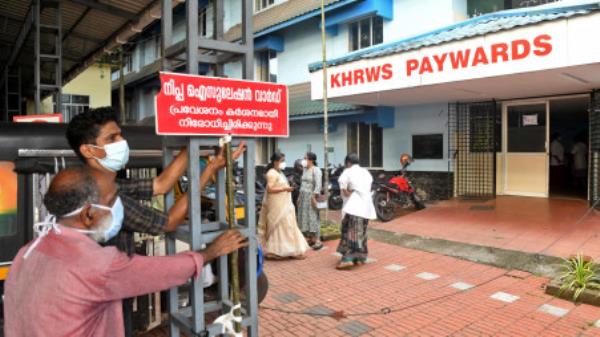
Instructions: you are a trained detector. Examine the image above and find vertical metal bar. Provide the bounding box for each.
[188,138,204,333]
[241,0,254,79]
[55,0,62,116]
[186,0,199,74]
[162,141,180,337]
[225,142,241,333]
[17,66,21,116]
[213,0,225,76]
[244,139,258,337]
[3,71,7,121]
[216,168,229,304]
[161,0,172,71]
[320,0,330,221]
[34,0,40,115]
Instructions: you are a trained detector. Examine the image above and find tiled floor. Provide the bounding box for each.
[256,240,600,337]
[329,196,600,259]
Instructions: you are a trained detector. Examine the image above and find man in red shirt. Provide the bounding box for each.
[3,167,246,337]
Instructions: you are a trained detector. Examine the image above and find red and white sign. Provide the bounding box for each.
[13,113,63,123]
[155,72,289,137]
[311,13,600,99]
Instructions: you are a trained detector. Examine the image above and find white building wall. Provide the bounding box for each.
[382,103,449,172]
[278,119,347,167]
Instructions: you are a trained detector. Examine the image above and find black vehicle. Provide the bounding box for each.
[372,154,425,222]
[327,164,344,210]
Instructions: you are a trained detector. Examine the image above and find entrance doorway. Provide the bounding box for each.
[549,97,589,199]
[502,101,549,197]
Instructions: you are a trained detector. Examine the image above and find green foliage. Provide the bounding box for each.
[559,253,600,302]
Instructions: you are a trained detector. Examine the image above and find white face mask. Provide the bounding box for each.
[279,161,287,170]
[64,198,124,243]
[301,159,308,168]
[89,140,130,172]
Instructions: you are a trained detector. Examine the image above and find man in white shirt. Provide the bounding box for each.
[571,133,588,188]
[336,153,376,270]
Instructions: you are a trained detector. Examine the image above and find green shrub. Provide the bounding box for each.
[559,253,600,302]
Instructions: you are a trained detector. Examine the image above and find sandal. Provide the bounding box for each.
[312,242,324,251]
[292,255,306,260]
[265,253,285,260]
[336,260,355,270]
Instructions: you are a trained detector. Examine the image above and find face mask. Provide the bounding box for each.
[301,159,308,168]
[279,161,287,170]
[89,140,130,172]
[67,197,124,243]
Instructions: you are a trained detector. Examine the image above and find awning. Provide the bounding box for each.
[310,0,600,106]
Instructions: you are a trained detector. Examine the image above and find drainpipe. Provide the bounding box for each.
[320,0,330,223]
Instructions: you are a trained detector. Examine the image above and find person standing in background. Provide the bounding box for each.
[257,151,309,260]
[297,152,324,250]
[335,153,376,270]
[550,132,566,190]
[571,132,588,189]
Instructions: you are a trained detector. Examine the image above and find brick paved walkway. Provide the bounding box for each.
[258,239,600,337]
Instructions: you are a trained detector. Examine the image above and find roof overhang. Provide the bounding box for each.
[310,6,600,106]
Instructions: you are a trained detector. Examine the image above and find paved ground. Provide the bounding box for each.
[328,196,600,260]
[257,240,600,337]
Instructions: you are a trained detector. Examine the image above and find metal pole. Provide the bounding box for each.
[225,141,241,333]
[320,1,330,223]
[119,49,125,123]
[34,0,40,115]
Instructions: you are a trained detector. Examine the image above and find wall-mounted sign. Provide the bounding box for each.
[155,72,289,137]
[311,13,600,99]
[12,114,63,123]
[522,114,538,126]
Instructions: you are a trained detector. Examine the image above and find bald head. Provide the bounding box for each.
[43,167,100,218]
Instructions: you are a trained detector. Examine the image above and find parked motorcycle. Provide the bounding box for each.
[327,164,344,210]
[372,154,425,222]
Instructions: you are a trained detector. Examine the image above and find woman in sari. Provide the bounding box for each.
[258,151,309,259]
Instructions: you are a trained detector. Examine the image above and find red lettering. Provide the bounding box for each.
[381,63,393,80]
[330,73,341,88]
[511,39,531,60]
[419,57,434,74]
[490,43,509,63]
[365,66,381,82]
[471,47,489,66]
[449,49,471,69]
[406,59,419,76]
[533,34,552,56]
[354,69,365,84]
[432,53,447,71]
[341,71,353,86]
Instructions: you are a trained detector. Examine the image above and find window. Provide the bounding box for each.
[349,16,383,51]
[0,161,18,237]
[468,0,559,17]
[255,0,275,12]
[54,94,90,122]
[200,6,208,37]
[347,122,383,167]
[507,104,546,153]
[256,50,277,82]
[413,134,444,159]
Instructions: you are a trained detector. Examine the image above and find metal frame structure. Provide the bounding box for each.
[160,1,258,336]
[448,101,498,199]
[3,67,22,121]
[591,90,600,208]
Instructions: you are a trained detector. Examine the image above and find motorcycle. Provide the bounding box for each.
[372,154,425,222]
[327,164,344,210]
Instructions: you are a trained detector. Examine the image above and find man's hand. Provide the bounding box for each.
[211,141,247,170]
[201,230,248,263]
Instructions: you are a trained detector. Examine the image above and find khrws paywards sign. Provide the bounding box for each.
[155,72,289,137]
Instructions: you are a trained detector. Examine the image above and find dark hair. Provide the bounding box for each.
[44,167,99,218]
[306,152,317,166]
[266,150,285,171]
[66,107,119,161]
[345,153,360,167]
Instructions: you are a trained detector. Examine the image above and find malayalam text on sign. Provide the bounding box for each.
[155,72,289,137]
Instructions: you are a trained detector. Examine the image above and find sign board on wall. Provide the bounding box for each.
[311,13,600,100]
[12,114,63,123]
[155,72,289,137]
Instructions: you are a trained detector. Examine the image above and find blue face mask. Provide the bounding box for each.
[67,197,124,243]
[89,140,130,172]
